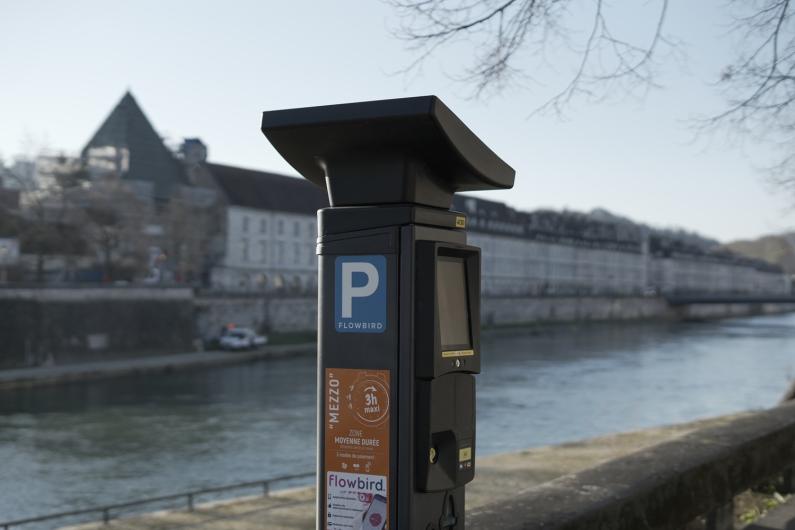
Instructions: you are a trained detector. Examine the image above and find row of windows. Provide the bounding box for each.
[239,214,315,239]
[476,235,789,296]
[242,272,316,292]
[239,240,315,267]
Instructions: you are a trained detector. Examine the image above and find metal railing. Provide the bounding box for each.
[0,471,314,529]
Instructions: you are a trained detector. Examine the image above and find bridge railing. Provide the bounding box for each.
[469,401,795,530]
[0,471,314,529]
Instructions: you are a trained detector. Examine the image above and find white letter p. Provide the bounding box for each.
[341,262,378,318]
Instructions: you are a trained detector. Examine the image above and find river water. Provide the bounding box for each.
[1,313,794,520]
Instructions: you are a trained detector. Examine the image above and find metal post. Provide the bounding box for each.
[706,500,734,530]
[187,493,194,511]
[778,466,795,494]
[102,508,110,525]
[262,481,270,496]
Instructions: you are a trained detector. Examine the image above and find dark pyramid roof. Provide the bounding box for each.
[82,92,187,200]
[207,163,329,215]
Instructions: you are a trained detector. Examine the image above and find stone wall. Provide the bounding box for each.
[674,302,795,320]
[482,296,795,327]
[0,287,194,369]
[195,295,795,339]
[2,288,791,370]
[481,296,670,326]
[194,294,317,341]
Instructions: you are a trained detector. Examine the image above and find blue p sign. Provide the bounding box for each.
[335,255,387,333]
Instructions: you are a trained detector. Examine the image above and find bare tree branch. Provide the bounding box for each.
[387,0,672,112]
[389,0,795,197]
[699,0,795,187]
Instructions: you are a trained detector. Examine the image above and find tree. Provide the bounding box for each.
[389,0,795,181]
[79,179,148,282]
[3,154,87,282]
[159,192,220,285]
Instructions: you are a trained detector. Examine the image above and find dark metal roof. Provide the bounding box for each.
[81,92,187,200]
[207,163,329,215]
[261,96,515,208]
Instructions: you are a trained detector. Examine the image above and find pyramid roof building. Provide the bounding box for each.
[82,91,187,200]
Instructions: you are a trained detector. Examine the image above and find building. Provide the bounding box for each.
[76,92,225,283]
[83,92,196,203]
[208,163,326,292]
[457,196,789,297]
[17,90,788,295]
[0,237,20,282]
[77,93,329,288]
[201,165,788,296]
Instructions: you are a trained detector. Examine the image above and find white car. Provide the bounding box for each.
[219,328,268,351]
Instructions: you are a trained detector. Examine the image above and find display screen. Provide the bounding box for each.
[437,257,471,348]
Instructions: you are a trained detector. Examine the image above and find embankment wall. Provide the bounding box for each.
[482,297,795,326]
[194,294,316,341]
[195,294,795,338]
[0,287,194,369]
[2,288,792,369]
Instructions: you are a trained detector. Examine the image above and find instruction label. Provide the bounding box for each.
[325,368,390,529]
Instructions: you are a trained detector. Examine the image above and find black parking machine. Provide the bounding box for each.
[261,95,515,529]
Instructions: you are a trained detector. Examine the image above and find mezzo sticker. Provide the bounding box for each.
[335,255,387,333]
[325,369,390,529]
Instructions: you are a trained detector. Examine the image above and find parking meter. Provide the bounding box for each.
[261,96,514,529]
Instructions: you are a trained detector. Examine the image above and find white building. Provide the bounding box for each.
[204,168,790,297]
[73,92,789,296]
[452,196,789,297]
[208,164,326,293]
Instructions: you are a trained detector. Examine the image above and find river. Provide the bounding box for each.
[1,313,794,520]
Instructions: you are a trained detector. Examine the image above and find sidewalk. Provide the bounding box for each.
[0,343,315,390]
[746,496,795,529]
[62,413,749,530]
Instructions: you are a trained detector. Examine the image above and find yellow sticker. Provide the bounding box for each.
[441,349,475,358]
[459,447,472,462]
[455,216,466,228]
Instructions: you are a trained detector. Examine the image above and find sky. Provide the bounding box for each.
[1,0,793,242]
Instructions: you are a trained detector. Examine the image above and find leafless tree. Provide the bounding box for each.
[160,193,220,285]
[79,179,148,282]
[388,0,673,113]
[711,1,795,188]
[389,0,795,181]
[3,154,87,282]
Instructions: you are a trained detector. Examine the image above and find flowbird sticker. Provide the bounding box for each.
[334,256,386,333]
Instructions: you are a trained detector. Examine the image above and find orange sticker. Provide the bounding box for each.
[325,368,390,529]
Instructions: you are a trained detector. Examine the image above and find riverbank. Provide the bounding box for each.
[5,288,793,372]
[0,343,315,391]
[61,413,751,530]
[4,301,795,390]
[483,296,795,326]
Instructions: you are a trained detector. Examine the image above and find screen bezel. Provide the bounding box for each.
[414,241,480,378]
[436,255,472,351]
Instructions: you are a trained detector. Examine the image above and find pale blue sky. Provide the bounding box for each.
[1,1,792,242]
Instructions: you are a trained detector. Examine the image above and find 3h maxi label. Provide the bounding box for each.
[335,256,387,333]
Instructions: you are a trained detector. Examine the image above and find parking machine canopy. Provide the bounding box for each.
[261,95,515,209]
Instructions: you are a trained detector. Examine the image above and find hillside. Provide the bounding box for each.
[725,232,795,274]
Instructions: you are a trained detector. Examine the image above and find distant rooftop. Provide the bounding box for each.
[207,163,328,216]
[82,91,187,200]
